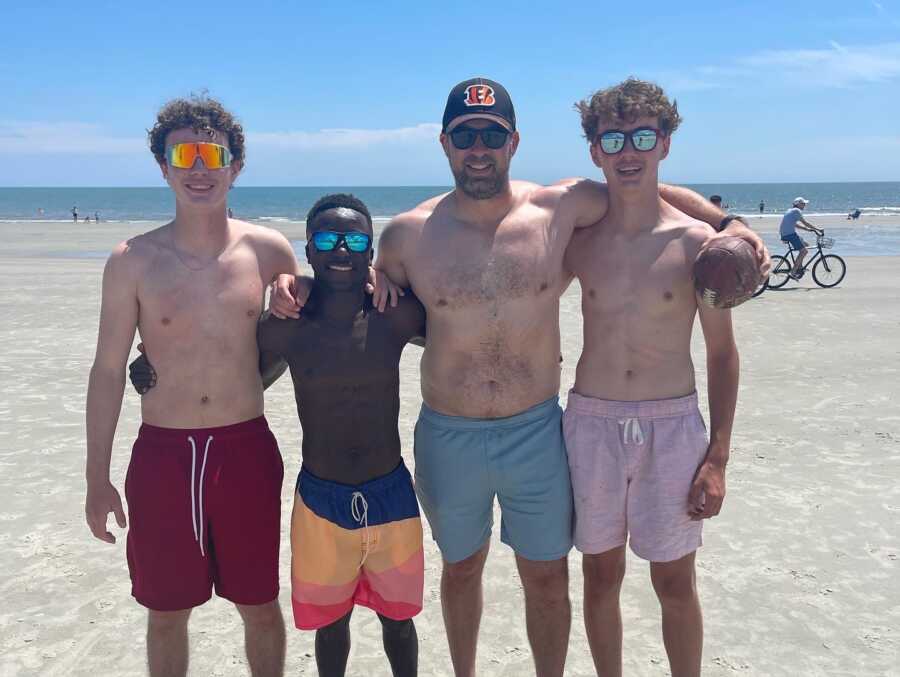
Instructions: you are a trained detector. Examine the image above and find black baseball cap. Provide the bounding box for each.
[441,77,516,133]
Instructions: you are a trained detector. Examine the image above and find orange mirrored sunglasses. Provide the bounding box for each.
[165,142,233,169]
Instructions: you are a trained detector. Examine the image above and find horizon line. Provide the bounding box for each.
[1,180,899,189]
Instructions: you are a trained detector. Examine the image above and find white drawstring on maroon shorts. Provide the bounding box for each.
[188,435,213,557]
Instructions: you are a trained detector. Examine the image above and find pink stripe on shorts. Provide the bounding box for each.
[562,391,709,563]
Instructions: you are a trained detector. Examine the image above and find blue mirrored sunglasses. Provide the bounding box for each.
[310,230,371,253]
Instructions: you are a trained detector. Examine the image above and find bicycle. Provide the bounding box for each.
[757,232,847,292]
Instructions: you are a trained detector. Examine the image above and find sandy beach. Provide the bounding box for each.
[1,219,898,676]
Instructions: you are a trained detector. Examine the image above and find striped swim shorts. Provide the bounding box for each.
[290,460,424,630]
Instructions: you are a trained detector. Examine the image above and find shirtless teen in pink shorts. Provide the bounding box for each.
[564,79,740,677]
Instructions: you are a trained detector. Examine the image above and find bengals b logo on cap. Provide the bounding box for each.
[464,84,496,107]
[442,77,516,132]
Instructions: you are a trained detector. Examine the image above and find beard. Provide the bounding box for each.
[452,164,508,200]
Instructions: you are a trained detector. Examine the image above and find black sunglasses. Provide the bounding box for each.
[448,125,511,150]
[596,127,663,154]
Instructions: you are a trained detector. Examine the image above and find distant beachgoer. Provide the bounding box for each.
[94,212,100,223]
[709,195,722,209]
[72,206,78,222]
[228,207,234,218]
[848,209,861,220]
[759,200,765,214]
[84,215,91,223]
[779,197,822,279]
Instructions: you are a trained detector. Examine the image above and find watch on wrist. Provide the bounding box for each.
[717,214,748,232]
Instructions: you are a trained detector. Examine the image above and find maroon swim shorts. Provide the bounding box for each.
[125,416,283,611]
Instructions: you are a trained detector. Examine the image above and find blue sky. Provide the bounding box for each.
[2,0,899,186]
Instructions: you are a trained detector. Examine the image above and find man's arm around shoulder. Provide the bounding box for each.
[660,184,724,227]
[670,187,771,276]
[542,178,611,229]
[85,242,141,544]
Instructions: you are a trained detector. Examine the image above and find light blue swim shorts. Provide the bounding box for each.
[413,396,573,564]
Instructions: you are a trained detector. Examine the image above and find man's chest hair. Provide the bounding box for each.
[414,226,556,308]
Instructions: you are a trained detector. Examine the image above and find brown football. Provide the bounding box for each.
[693,236,760,309]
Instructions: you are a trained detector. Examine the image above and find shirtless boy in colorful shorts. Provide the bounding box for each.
[257,194,426,677]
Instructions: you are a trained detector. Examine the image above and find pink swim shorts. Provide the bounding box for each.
[562,391,709,563]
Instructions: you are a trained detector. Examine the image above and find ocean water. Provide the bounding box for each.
[1,183,898,223]
[683,182,899,217]
[1,183,898,257]
[0,187,449,224]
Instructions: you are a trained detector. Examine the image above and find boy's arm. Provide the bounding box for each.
[689,298,739,521]
[661,185,771,275]
[85,244,138,543]
[374,215,413,308]
[269,274,313,320]
[660,184,723,226]
[271,269,404,319]
[257,313,289,390]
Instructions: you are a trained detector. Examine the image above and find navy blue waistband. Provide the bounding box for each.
[297,461,419,530]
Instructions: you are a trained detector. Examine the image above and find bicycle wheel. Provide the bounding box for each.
[767,255,792,288]
[812,254,846,288]
[751,276,767,297]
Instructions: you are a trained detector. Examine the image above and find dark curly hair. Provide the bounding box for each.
[576,78,682,141]
[148,94,245,166]
[306,193,373,233]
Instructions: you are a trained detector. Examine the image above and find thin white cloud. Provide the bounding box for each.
[658,41,900,91]
[0,121,443,155]
[0,121,144,153]
[249,123,441,150]
[870,1,900,27]
[739,42,900,86]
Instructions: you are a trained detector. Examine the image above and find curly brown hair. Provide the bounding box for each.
[575,78,682,141]
[148,94,246,166]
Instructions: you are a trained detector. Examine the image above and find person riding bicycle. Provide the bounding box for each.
[779,197,822,279]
